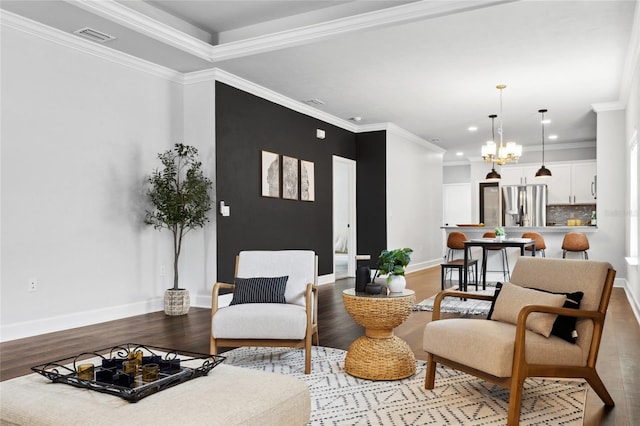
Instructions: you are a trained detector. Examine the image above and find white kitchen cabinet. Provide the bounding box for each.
[498,165,541,186]
[546,164,571,204]
[571,162,597,203]
[546,162,596,204]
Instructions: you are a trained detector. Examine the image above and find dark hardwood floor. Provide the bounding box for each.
[1,267,638,425]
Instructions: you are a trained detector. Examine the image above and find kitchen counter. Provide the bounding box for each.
[441,226,598,275]
[441,225,598,233]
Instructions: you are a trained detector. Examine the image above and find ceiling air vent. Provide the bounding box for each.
[73,27,116,43]
[304,98,325,106]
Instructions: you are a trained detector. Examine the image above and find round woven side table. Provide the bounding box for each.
[342,288,416,380]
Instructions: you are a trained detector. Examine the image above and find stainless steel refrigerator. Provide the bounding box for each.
[502,184,547,227]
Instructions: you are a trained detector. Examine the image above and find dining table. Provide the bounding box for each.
[462,238,536,291]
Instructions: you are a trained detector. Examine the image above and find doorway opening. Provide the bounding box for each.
[333,156,356,279]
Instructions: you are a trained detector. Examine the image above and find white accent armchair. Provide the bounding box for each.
[211,250,319,374]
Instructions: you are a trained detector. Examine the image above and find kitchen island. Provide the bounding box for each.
[442,226,598,283]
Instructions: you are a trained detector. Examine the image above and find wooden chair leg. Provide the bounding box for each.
[585,369,615,406]
[304,336,312,374]
[210,337,217,355]
[424,353,436,389]
[507,376,525,426]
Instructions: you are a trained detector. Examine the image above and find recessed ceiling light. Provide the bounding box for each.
[548,134,558,140]
[468,126,478,132]
[456,152,464,156]
[349,116,362,122]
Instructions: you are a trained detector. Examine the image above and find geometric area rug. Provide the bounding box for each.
[224,346,586,425]
[412,289,495,316]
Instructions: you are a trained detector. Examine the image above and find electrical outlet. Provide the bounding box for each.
[28,278,37,292]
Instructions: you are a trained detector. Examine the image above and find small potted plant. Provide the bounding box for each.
[145,143,213,315]
[494,226,506,242]
[375,248,413,293]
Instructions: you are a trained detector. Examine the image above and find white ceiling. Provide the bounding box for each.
[2,0,637,163]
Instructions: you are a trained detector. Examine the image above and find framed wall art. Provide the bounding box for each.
[261,151,280,198]
[282,156,299,200]
[300,160,315,201]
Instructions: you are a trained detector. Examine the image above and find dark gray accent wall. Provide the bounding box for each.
[355,131,387,269]
[215,82,357,282]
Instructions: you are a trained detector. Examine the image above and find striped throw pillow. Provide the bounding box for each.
[230,276,289,305]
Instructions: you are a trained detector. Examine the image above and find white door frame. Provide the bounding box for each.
[333,156,357,277]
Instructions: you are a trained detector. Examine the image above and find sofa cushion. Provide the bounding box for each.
[489,282,584,343]
[230,276,288,305]
[490,282,566,337]
[0,363,310,426]
[531,288,584,343]
[213,303,307,339]
[237,250,316,307]
[423,318,584,377]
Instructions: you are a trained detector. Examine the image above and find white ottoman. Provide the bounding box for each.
[0,364,310,425]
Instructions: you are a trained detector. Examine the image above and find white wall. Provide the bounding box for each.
[623,41,640,321]
[595,109,628,281]
[0,23,191,340]
[385,125,445,271]
[182,79,218,307]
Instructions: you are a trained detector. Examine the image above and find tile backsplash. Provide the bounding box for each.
[547,204,597,226]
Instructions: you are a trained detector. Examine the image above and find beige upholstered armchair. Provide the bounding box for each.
[423,257,616,426]
[211,250,319,374]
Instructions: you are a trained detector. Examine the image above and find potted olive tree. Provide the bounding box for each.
[375,248,413,293]
[145,143,212,315]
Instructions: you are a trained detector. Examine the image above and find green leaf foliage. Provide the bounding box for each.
[376,248,413,278]
[145,143,212,289]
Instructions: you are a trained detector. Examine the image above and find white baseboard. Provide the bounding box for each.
[318,273,335,285]
[0,298,164,343]
[620,279,640,326]
[9,271,633,343]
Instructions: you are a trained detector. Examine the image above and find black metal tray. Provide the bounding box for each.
[31,343,225,402]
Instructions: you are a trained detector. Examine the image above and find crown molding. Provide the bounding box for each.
[66,0,214,61]
[208,0,514,62]
[63,0,513,63]
[591,101,626,112]
[1,10,182,83]
[443,161,472,167]
[384,123,446,153]
[183,68,359,132]
[462,141,596,165]
[513,140,596,153]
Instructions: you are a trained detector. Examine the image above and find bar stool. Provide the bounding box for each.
[482,232,510,281]
[562,232,589,259]
[522,232,546,257]
[441,232,478,290]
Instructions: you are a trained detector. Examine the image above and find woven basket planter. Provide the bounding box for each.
[164,288,190,316]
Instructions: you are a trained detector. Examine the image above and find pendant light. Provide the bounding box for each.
[485,114,501,180]
[535,109,552,178]
[481,85,522,165]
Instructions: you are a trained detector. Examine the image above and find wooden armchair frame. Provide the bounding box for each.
[210,254,319,374]
[425,267,616,426]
